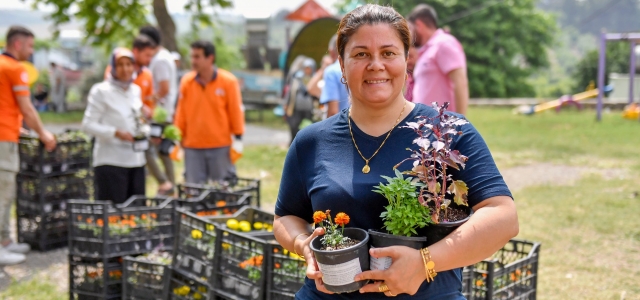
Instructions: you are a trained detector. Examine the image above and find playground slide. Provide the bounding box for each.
[516,86,613,115]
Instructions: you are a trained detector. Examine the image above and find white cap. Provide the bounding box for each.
[171,51,181,61]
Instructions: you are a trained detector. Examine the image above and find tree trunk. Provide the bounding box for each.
[152,0,178,52]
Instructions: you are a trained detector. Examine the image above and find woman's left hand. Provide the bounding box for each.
[355,246,425,296]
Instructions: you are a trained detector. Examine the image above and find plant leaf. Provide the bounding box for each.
[449,150,468,168]
[448,180,469,206]
[432,141,445,151]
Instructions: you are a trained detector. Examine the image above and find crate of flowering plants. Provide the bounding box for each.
[122,250,172,300]
[19,130,92,177]
[69,255,123,300]
[265,243,307,300]
[210,227,272,300]
[175,189,252,217]
[172,206,276,299]
[463,239,540,300]
[177,176,261,207]
[68,196,175,258]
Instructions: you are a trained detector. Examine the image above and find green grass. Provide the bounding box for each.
[38,111,85,124]
[0,278,65,299]
[467,108,640,169]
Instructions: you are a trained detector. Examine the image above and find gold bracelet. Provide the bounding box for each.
[293,233,309,259]
[420,248,437,282]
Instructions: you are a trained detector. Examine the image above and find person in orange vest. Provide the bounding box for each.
[174,40,244,183]
[0,26,56,265]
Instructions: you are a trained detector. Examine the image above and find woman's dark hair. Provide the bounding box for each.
[190,40,216,64]
[337,4,411,58]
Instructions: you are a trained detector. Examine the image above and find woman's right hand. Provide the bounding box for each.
[115,130,134,142]
[300,227,334,294]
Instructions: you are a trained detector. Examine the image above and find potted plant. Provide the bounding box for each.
[369,169,431,270]
[397,102,472,246]
[309,210,370,293]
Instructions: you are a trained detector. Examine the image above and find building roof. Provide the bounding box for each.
[285,0,332,23]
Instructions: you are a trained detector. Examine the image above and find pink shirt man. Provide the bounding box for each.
[412,29,466,112]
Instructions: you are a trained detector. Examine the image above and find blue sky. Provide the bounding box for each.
[0,0,339,18]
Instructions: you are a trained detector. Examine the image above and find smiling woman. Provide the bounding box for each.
[273,4,518,299]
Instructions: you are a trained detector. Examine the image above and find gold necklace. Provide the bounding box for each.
[348,101,407,174]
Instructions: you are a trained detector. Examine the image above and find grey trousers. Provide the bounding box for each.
[0,142,19,241]
[145,143,175,186]
[184,147,236,184]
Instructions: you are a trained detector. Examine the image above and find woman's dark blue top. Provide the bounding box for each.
[275,104,513,299]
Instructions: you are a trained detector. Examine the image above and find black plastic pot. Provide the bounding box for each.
[368,230,427,271]
[158,139,175,155]
[310,228,370,293]
[132,137,149,152]
[149,123,165,138]
[421,205,473,247]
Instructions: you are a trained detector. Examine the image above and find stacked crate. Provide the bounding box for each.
[68,196,176,299]
[170,205,275,300]
[16,131,92,251]
[177,177,261,208]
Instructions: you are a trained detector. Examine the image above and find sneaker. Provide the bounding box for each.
[2,242,30,254]
[0,248,26,265]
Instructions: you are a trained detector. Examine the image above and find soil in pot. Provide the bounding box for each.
[368,230,426,271]
[310,228,370,294]
[420,203,473,247]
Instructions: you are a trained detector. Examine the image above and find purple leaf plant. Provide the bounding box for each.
[395,102,471,224]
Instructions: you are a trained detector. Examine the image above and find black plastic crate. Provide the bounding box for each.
[19,131,92,177]
[123,253,172,300]
[178,177,261,208]
[69,255,123,300]
[211,228,271,300]
[172,210,218,286]
[16,171,93,215]
[68,196,175,258]
[168,269,212,300]
[463,239,540,300]
[176,190,251,217]
[207,206,275,233]
[265,243,307,300]
[16,209,68,251]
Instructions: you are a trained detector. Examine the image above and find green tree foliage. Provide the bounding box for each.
[178,27,246,71]
[341,0,556,97]
[572,41,634,92]
[27,0,232,51]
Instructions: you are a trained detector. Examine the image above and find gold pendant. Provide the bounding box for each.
[362,164,370,174]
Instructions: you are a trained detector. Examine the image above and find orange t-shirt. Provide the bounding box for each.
[174,69,245,149]
[0,54,29,142]
[104,65,154,109]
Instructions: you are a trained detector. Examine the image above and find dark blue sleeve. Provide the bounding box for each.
[451,119,513,207]
[274,139,314,223]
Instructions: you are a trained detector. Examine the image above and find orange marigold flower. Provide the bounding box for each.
[475,279,483,287]
[313,211,327,224]
[275,263,281,269]
[96,219,104,227]
[334,213,350,226]
[141,214,147,220]
[216,200,227,207]
[86,218,93,224]
[150,213,157,219]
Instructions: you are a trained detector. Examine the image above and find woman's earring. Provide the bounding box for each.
[340,76,347,84]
